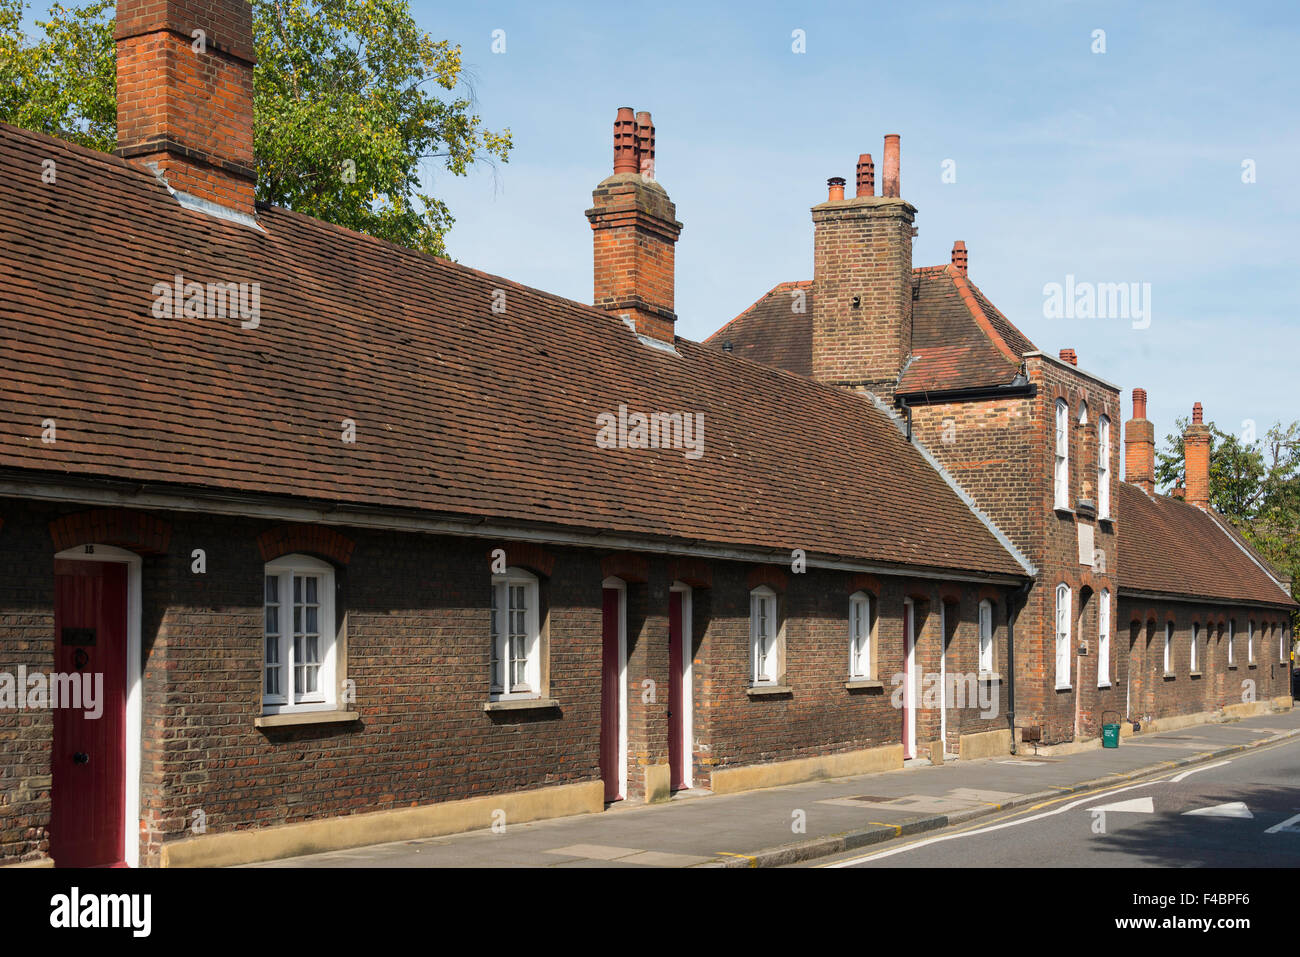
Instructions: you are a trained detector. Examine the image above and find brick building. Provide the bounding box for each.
[706,148,1296,748]
[0,0,1291,868]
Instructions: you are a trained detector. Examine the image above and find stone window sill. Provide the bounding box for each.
[1229,664,1238,670]
[1163,672,1176,680]
[1248,663,1257,669]
[978,672,1002,682]
[1098,682,1112,689]
[1055,684,1072,692]
[1190,671,1202,678]
[483,697,560,712]
[747,685,793,697]
[255,710,358,729]
[845,679,883,691]
[1053,506,1076,519]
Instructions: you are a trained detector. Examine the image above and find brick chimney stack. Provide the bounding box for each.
[1125,388,1156,494]
[586,108,683,345]
[115,0,257,216]
[951,241,968,274]
[1184,402,1211,509]
[810,135,916,400]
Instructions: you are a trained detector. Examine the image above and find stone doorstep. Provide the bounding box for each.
[702,724,1300,869]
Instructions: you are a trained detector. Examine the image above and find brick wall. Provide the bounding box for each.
[0,496,1018,864]
[909,356,1122,744]
[1120,599,1292,723]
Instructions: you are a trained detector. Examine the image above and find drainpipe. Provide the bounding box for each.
[898,395,913,442]
[1005,581,1032,755]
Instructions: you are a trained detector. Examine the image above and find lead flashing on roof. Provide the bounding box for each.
[145,161,264,232]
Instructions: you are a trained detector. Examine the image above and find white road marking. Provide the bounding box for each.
[824,779,1163,867]
[1183,802,1253,819]
[1264,812,1300,834]
[1089,797,1153,814]
[1170,760,1231,782]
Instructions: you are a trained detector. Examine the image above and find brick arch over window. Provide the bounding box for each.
[601,553,649,584]
[668,557,713,588]
[977,585,1004,605]
[849,573,882,596]
[1080,570,1112,594]
[49,508,172,555]
[1130,607,1158,626]
[937,583,963,606]
[259,524,355,566]
[747,565,789,592]
[487,542,554,578]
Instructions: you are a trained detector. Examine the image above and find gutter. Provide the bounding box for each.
[895,382,1038,406]
[1117,586,1297,612]
[0,471,1029,587]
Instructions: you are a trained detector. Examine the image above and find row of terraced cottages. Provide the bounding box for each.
[0,0,1292,868]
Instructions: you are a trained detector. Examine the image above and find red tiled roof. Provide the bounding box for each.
[0,122,1027,580]
[704,281,812,377]
[703,266,1038,394]
[1116,483,1295,607]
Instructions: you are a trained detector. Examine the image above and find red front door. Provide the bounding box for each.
[51,559,128,867]
[668,591,686,791]
[599,587,622,802]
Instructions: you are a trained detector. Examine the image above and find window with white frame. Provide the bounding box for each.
[1054,399,1070,510]
[751,586,780,685]
[1164,621,1173,674]
[849,591,872,679]
[1190,622,1199,672]
[1228,619,1235,665]
[1055,583,1071,688]
[1098,415,1111,518]
[490,567,541,699]
[1097,589,1111,687]
[1284,623,1290,664]
[1248,619,1255,663]
[978,599,994,673]
[263,554,337,713]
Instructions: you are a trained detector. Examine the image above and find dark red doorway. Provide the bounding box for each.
[51,559,128,867]
[600,586,623,802]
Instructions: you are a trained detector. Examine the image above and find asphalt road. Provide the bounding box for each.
[809,735,1300,868]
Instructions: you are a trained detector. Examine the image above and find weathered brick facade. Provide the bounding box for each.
[0,498,1016,865]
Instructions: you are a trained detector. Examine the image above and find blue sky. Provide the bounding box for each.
[22,0,1300,443]
[411,0,1300,444]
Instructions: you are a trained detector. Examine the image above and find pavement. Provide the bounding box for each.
[250,707,1300,868]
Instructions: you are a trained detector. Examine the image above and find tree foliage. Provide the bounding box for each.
[0,0,510,256]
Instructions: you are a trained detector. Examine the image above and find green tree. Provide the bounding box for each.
[0,0,510,257]
[1157,417,1300,633]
